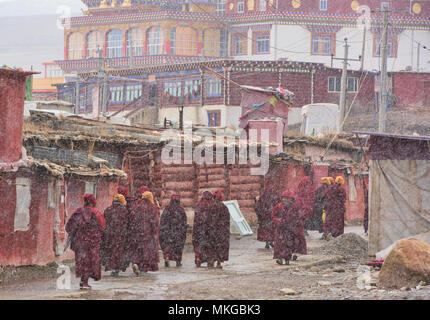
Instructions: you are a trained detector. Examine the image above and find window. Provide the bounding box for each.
[347,77,358,92]
[87,31,103,58]
[208,110,221,127]
[237,1,244,12]
[109,86,123,102]
[373,35,397,58]
[381,2,389,10]
[107,29,123,58]
[68,33,84,59]
[147,27,163,55]
[203,29,219,56]
[46,64,64,78]
[184,79,201,97]
[220,29,228,57]
[170,27,198,56]
[328,77,359,92]
[126,28,144,57]
[255,33,270,54]
[311,34,332,55]
[207,77,222,96]
[216,0,226,14]
[233,33,248,55]
[259,0,266,11]
[319,0,328,11]
[126,84,142,101]
[85,182,97,197]
[164,81,182,97]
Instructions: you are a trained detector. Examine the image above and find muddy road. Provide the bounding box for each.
[1,226,429,300]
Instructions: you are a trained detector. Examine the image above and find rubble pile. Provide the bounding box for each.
[319,233,368,261]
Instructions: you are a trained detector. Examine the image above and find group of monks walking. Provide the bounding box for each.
[64,175,346,290]
[65,186,230,290]
[255,175,346,265]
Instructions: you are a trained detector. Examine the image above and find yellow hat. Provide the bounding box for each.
[335,176,345,185]
[113,193,127,206]
[321,177,331,185]
[142,191,155,205]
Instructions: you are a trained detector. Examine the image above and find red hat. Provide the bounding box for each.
[84,193,96,206]
[213,190,224,201]
[118,186,128,198]
[138,186,150,194]
[281,190,296,199]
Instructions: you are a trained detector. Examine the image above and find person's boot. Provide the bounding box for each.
[164,260,169,268]
[285,259,290,265]
[292,254,298,261]
[276,258,283,265]
[208,260,215,268]
[216,261,223,269]
[265,242,270,249]
[176,261,182,267]
[111,270,119,277]
[132,264,140,276]
[269,242,274,248]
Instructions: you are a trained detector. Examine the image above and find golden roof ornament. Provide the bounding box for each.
[122,0,132,7]
[99,0,108,8]
[111,0,117,7]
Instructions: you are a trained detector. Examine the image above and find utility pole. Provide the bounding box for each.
[332,38,361,133]
[379,7,389,133]
[360,25,367,70]
[339,38,349,133]
[74,77,80,115]
[417,42,421,72]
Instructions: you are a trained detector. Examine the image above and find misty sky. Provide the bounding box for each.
[0,0,86,17]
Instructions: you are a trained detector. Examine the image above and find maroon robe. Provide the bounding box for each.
[323,184,346,238]
[296,177,315,221]
[309,184,329,232]
[101,202,128,272]
[363,180,369,234]
[255,186,280,242]
[192,192,213,262]
[271,202,302,261]
[209,198,230,262]
[159,199,187,263]
[65,206,106,281]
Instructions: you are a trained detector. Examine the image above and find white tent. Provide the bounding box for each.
[301,103,339,136]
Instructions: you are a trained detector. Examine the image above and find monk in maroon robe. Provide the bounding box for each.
[323,176,347,239]
[362,179,369,235]
[209,190,230,269]
[271,190,303,265]
[65,194,106,290]
[159,194,187,267]
[309,178,331,233]
[101,194,128,276]
[130,191,160,275]
[192,191,213,267]
[255,185,280,249]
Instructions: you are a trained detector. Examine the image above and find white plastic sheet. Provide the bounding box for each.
[14,177,31,232]
[368,159,430,255]
[301,103,339,136]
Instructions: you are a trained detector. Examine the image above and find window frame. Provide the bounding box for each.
[319,0,328,11]
[311,33,334,56]
[207,110,221,127]
[206,77,223,97]
[109,86,124,103]
[254,31,270,54]
[147,26,163,56]
[328,76,359,93]
[258,0,266,11]
[232,33,248,56]
[68,32,84,60]
[126,28,144,57]
[86,31,103,58]
[237,1,245,13]
[106,29,124,58]
[373,35,397,58]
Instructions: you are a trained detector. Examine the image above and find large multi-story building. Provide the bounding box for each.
[54,0,430,126]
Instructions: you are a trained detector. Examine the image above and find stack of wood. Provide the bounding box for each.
[228,164,263,223]
[197,163,228,198]
[160,163,197,210]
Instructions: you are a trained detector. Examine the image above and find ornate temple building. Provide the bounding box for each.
[53,0,430,126]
